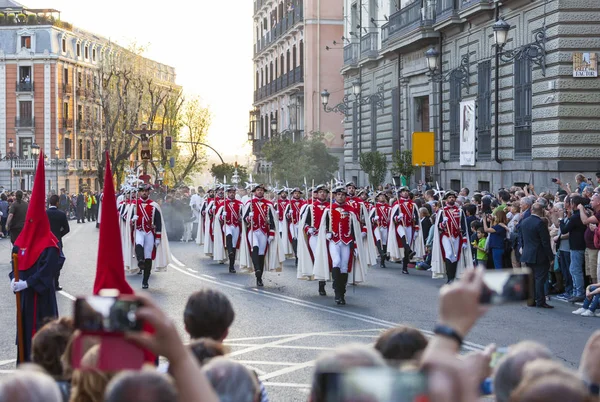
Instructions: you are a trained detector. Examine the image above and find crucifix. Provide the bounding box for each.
[129,122,162,175]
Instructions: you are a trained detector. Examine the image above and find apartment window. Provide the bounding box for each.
[63,67,69,84]
[477,60,492,160]
[292,45,297,68]
[77,71,82,87]
[391,87,400,154]
[84,46,89,59]
[514,58,532,159]
[299,41,304,68]
[449,74,462,161]
[78,139,83,159]
[63,102,69,119]
[65,179,70,193]
[61,37,66,53]
[478,181,490,192]
[92,48,96,61]
[20,36,31,49]
[76,43,81,57]
[19,137,32,159]
[64,138,72,158]
[86,141,91,160]
[450,180,461,192]
[19,66,31,83]
[19,101,32,120]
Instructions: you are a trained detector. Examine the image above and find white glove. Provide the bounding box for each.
[462,242,468,250]
[0,211,3,217]
[131,215,139,222]
[248,212,254,218]
[361,232,367,238]
[373,216,379,221]
[353,248,358,257]
[10,278,14,292]
[398,213,405,219]
[326,232,333,240]
[442,216,448,222]
[155,239,161,247]
[268,236,274,243]
[12,280,28,292]
[308,227,316,235]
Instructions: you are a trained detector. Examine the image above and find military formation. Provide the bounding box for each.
[190,179,473,306]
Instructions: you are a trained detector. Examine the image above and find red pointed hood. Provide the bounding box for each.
[93,152,133,295]
[14,151,59,270]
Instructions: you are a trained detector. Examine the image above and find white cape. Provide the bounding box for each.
[152,201,171,272]
[296,204,315,279]
[239,203,284,273]
[203,200,215,257]
[195,199,206,246]
[213,205,226,262]
[279,206,294,259]
[122,203,138,274]
[387,204,425,262]
[360,203,378,267]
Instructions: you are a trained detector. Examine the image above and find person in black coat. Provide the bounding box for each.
[46,195,70,291]
[519,203,554,308]
[76,191,85,223]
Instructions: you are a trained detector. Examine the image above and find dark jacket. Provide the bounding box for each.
[46,207,70,242]
[559,211,587,251]
[519,214,553,265]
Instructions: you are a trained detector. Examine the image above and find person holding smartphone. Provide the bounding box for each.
[483,210,509,269]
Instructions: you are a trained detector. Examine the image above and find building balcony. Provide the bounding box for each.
[16,81,34,93]
[254,4,304,57]
[381,1,437,53]
[434,0,461,29]
[360,32,379,60]
[253,65,304,104]
[13,159,36,169]
[458,0,494,19]
[15,117,35,128]
[344,43,359,67]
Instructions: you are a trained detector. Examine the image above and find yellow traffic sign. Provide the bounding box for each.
[412,132,435,166]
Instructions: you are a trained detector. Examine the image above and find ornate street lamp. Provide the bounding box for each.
[425,47,470,92]
[270,117,278,136]
[493,18,547,76]
[31,143,40,179]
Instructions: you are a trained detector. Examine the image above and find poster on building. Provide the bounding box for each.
[459,100,476,166]
[573,53,598,77]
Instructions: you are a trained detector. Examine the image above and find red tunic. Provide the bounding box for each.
[222,199,243,227]
[214,196,226,212]
[395,198,417,228]
[135,198,160,239]
[374,202,391,228]
[441,205,462,238]
[305,200,329,235]
[330,202,355,244]
[276,198,290,222]
[346,196,362,215]
[288,198,306,224]
[247,197,275,236]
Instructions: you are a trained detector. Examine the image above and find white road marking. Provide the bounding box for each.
[202,274,217,279]
[170,254,186,267]
[259,360,315,381]
[58,290,76,301]
[244,365,267,376]
[262,382,311,389]
[227,343,335,351]
[226,328,383,342]
[228,334,312,358]
[0,359,16,366]
[168,263,485,351]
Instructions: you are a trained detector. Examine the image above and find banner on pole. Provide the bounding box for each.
[459,100,476,166]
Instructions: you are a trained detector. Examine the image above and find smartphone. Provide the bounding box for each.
[551,178,558,183]
[490,346,509,368]
[320,368,428,402]
[479,268,533,305]
[74,295,143,333]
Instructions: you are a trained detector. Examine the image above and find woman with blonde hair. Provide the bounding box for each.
[483,209,509,269]
[69,345,115,402]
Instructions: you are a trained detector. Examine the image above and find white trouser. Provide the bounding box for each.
[135,230,154,259]
[375,227,388,245]
[442,235,460,263]
[249,230,268,255]
[397,225,414,247]
[309,234,318,256]
[290,223,299,240]
[329,241,351,273]
[225,224,240,246]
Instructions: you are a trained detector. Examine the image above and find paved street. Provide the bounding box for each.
[0,222,598,401]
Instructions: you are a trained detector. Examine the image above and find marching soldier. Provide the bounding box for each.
[218,186,244,273]
[285,188,306,266]
[371,191,391,268]
[202,187,218,257]
[389,186,424,274]
[275,188,293,259]
[431,191,472,283]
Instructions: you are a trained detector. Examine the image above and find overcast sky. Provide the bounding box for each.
[25,0,254,162]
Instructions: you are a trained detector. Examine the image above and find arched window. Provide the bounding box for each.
[256,72,259,89]
[280,56,284,76]
[275,56,278,78]
[269,62,273,81]
[299,40,304,68]
[292,45,297,69]
[260,68,264,86]
[286,49,290,72]
[265,64,269,83]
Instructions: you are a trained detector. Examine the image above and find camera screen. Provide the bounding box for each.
[74,296,142,333]
[480,268,533,305]
[321,368,428,402]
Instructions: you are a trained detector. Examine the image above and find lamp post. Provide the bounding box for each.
[55,146,59,193]
[321,81,385,158]
[8,139,14,192]
[270,117,278,137]
[424,47,470,92]
[31,143,40,184]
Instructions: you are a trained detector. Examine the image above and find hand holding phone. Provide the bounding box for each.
[74,295,143,333]
[479,268,533,305]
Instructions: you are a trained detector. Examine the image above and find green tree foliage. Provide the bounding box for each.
[391,150,415,182]
[359,151,388,187]
[261,133,339,186]
[210,163,249,185]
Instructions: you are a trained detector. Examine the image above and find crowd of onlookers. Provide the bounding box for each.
[1,270,599,402]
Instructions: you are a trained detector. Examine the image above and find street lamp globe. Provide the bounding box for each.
[352,80,362,97]
[31,143,40,157]
[320,89,330,106]
[493,18,511,48]
[270,118,277,133]
[55,146,59,157]
[247,131,254,142]
[425,47,440,72]
[8,138,13,149]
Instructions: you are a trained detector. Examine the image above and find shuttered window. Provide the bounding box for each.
[477,61,491,160]
[514,58,532,159]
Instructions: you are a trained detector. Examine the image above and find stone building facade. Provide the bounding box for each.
[341,0,600,193]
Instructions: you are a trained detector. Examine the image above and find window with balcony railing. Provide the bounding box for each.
[477,61,492,160]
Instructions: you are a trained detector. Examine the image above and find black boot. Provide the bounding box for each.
[318,280,327,296]
[226,235,236,273]
[255,253,265,287]
[292,239,298,267]
[332,268,342,304]
[445,260,457,283]
[340,273,349,305]
[403,237,415,260]
[383,244,390,261]
[376,240,386,268]
[135,245,145,273]
[142,259,152,289]
[402,254,410,274]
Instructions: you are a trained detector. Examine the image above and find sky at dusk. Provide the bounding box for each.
[24,0,254,164]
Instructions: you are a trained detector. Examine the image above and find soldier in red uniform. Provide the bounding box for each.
[372,191,392,268]
[433,191,469,283]
[286,188,306,266]
[244,184,276,287]
[221,186,244,273]
[345,182,361,214]
[325,187,364,305]
[303,184,330,296]
[132,183,162,289]
[392,186,420,274]
[275,188,291,252]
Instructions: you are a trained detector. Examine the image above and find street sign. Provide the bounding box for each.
[412,132,435,167]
